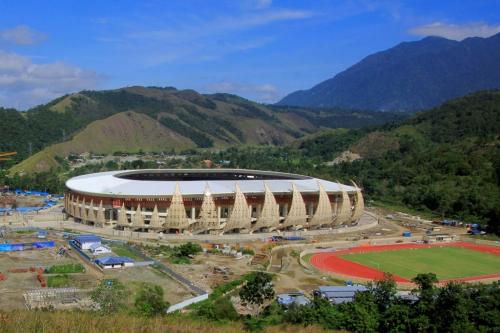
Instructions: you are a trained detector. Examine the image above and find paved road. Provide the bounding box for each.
[24,212,378,244]
[149,259,206,296]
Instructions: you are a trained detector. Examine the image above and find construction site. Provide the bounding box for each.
[0,183,474,314]
[0,227,194,310]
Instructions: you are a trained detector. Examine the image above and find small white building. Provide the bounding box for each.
[73,234,101,250]
[95,256,135,269]
[89,243,112,255]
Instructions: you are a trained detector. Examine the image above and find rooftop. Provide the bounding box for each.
[95,256,134,265]
[66,169,358,198]
[73,234,101,243]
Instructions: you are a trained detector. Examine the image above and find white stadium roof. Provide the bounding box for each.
[66,169,357,198]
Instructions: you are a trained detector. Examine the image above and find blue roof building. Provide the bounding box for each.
[73,234,101,249]
[314,285,368,304]
[277,292,311,307]
[95,256,134,269]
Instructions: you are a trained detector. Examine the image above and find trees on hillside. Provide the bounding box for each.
[239,272,275,306]
[91,279,127,314]
[134,283,169,317]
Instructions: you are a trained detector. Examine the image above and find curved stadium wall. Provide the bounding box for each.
[64,169,364,234]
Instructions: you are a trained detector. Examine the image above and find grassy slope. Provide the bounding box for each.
[0,310,331,333]
[11,111,195,173]
[7,86,405,173]
[340,247,500,280]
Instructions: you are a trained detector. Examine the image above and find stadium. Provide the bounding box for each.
[64,169,364,234]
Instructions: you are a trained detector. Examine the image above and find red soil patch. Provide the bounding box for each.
[310,241,500,283]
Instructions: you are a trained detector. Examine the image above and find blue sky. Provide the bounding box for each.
[0,0,499,109]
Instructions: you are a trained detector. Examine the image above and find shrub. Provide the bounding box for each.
[134,283,169,317]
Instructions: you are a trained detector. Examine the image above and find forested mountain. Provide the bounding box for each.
[2,90,498,233]
[278,33,500,111]
[296,90,500,232]
[1,86,404,172]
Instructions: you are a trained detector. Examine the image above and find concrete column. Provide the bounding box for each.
[283,203,288,217]
[191,207,196,220]
[217,206,221,221]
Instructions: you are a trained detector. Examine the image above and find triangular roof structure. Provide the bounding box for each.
[68,195,74,216]
[164,182,189,230]
[195,184,220,232]
[117,203,128,225]
[334,183,351,226]
[74,197,81,218]
[87,200,96,223]
[350,181,364,222]
[224,183,251,232]
[309,182,333,227]
[282,183,307,228]
[132,204,145,227]
[81,198,88,222]
[253,182,279,230]
[96,200,106,226]
[149,204,162,229]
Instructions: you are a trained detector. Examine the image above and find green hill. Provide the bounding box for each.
[2,86,403,172]
[10,111,196,173]
[296,90,500,232]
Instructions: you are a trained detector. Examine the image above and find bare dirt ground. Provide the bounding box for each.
[168,254,254,292]
[0,232,194,309]
[0,194,46,208]
[0,236,96,309]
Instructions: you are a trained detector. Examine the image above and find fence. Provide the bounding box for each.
[166,293,209,313]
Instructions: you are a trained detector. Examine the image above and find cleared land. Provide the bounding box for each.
[339,246,500,280]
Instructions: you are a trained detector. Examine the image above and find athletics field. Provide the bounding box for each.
[310,242,500,283]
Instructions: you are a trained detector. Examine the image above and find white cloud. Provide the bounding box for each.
[128,9,315,42]
[206,81,279,103]
[121,8,313,66]
[0,25,47,45]
[0,50,102,109]
[409,22,500,41]
[254,0,272,9]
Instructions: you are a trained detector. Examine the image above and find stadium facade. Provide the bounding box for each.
[64,169,364,234]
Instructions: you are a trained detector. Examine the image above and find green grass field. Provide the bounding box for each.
[339,247,500,280]
[109,243,145,260]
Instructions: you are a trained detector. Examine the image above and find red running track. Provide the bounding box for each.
[309,241,500,283]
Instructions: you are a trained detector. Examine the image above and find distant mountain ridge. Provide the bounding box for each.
[1,86,404,173]
[278,33,500,111]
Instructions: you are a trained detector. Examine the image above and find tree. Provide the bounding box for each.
[412,273,438,304]
[370,273,397,312]
[196,296,239,321]
[91,279,127,314]
[410,273,438,332]
[380,304,410,333]
[434,282,474,333]
[134,283,169,317]
[239,272,275,306]
[340,291,379,333]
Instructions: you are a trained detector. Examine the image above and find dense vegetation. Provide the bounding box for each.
[2,273,498,333]
[0,86,403,169]
[1,90,498,234]
[277,274,500,333]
